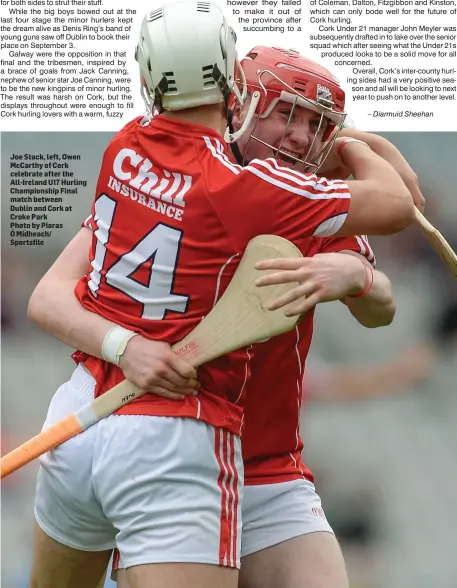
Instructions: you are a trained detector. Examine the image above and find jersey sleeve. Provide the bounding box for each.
[82,213,95,230]
[242,158,351,241]
[209,149,351,246]
[321,234,376,267]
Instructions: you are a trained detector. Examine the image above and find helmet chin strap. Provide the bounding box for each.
[224,91,260,144]
[227,110,244,165]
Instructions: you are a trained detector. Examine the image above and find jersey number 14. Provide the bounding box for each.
[87,194,189,319]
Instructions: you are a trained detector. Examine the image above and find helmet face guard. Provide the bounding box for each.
[231,47,347,173]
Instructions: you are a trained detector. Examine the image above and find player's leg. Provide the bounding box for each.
[112,561,236,588]
[29,523,111,588]
[238,479,349,588]
[114,536,345,588]
[125,563,237,588]
[114,537,346,588]
[94,415,243,588]
[113,554,238,588]
[116,566,129,588]
[30,365,117,587]
[239,533,348,588]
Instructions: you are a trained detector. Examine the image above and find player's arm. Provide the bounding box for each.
[338,128,425,212]
[254,252,394,327]
[28,228,117,357]
[28,228,198,399]
[255,229,395,326]
[236,141,414,241]
[318,235,395,328]
[330,140,416,236]
[339,251,395,328]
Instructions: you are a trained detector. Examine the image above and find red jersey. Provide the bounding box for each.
[242,235,376,484]
[74,114,351,435]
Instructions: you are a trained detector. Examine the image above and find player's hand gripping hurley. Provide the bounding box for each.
[1,235,303,479]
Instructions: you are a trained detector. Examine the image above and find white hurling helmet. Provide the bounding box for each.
[135,0,247,113]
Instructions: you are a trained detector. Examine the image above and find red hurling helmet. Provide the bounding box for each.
[231,46,347,171]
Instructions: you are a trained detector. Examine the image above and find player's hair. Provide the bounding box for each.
[135,0,246,115]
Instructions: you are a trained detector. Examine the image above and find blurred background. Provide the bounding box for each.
[1,132,456,588]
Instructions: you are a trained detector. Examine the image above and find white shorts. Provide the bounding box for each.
[112,467,333,576]
[241,478,333,557]
[35,365,243,569]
